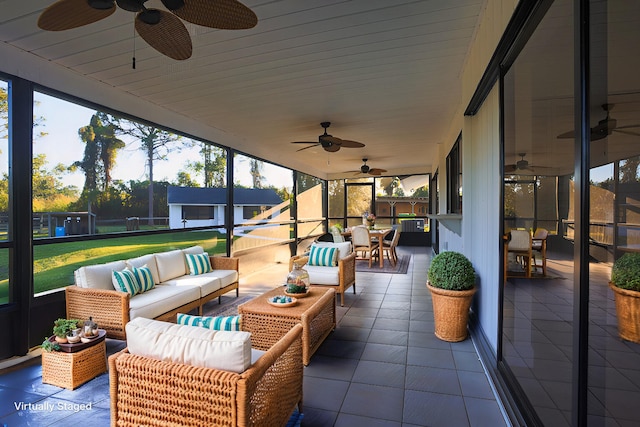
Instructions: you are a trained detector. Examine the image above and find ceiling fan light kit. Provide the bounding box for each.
[38,0,258,60]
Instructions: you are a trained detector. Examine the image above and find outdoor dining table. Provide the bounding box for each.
[342,227,393,268]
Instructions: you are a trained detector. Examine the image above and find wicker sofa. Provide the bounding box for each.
[66,246,239,340]
[109,320,303,427]
[289,241,356,306]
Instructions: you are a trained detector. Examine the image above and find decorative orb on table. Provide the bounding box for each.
[286,262,310,295]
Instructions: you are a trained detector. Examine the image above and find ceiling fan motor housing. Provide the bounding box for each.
[89,0,116,9]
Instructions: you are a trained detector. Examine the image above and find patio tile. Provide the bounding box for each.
[341,383,404,422]
[465,397,506,427]
[367,329,409,346]
[304,355,358,381]
[405,365,461,395]
[403,390,470,427]
[303,377,350,411]
[407,346,456,369]
[334,413,402,427]
[352,360,406,388]
[360,343,407,364]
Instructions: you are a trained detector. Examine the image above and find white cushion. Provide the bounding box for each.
[211,270,239,288]
[75,260,127,290]
[160,273,222,298]
[126,254,160,284]
[129,284,200,320]
[305,265,340,285]
[182,245,205,255]
[313,241,352,260]
[126,317,252,374]
[154,250,187,282]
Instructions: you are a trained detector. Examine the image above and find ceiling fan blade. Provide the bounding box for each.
[291,141,317,144]
[368,168,386,176]
[557,130,575,139]
[505,164,517,172]
[135,9,192,60]
[38,0,115,31]
[615,124,640,130]
[168,0,258,30]
[295,144,319,152]
[613,129,640,137]
[338,139,366,148]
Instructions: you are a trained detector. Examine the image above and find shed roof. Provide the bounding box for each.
[167,186,283,205]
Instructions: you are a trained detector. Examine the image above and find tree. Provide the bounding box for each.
[31,154,79,212]
[620,156,640,183]
[249,159,264,188]
[176,171,199,187]
[71,112,124,216]
[0,86,6,140]
[105,117,182,225]
[0,86,47,143]
[185,142,226,187]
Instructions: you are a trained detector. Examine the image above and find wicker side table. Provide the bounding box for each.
[42,335,107,390]
[239,287,336,365]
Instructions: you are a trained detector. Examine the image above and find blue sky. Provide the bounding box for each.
[0,90,292,191]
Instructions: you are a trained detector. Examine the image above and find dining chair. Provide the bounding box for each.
[381,229,401,266]
[531,228,549,275]
[351,225,379,268]
[507,229,532,278]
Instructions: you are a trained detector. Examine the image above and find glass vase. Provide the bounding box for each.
[286,262,310,294]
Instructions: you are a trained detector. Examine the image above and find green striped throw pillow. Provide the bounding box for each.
[132,265,155,293]
[185,253,212,275]
[308,245,338,267]
[111,268,140,296]
[177,313,241,331]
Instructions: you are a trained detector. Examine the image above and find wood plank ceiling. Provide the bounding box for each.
[0,0,485,179]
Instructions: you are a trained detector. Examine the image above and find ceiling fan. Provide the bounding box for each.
[292,122,365,153]
[352,158,387,176]
[37,0,258,61]
[505,153,549,173]
[557,103,640,141]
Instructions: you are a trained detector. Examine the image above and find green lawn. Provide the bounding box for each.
[0,231,227,303]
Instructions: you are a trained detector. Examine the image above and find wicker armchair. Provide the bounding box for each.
[109,323,303,427]
[289,249,356,307]
[67,256,239,340]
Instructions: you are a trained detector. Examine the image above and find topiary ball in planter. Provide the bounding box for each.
[426,251,477,342]
[428,251,476,291]
[611,252,640,292]
[610,252,640,343]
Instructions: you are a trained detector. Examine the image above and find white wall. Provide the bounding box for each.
[434,0,518,353]
[463,87,501,351]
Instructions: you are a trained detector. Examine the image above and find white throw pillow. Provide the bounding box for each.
[154,250,188,282]
[75,260,127,289]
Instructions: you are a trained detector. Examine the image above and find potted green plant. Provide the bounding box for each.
[41,337,60,352]
[609,252,640,343]
[427,251,477,342]
[52,318,81,344]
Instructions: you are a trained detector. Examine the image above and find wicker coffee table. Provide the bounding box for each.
[239,287,336,365]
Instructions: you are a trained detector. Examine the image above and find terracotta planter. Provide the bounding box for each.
[427,282,477,342]
[609,281,640,343]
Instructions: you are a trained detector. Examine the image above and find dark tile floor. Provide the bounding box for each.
[0,246,508,426]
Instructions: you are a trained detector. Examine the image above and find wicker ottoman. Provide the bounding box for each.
[239,287,336,365]
[42,338,107,390]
